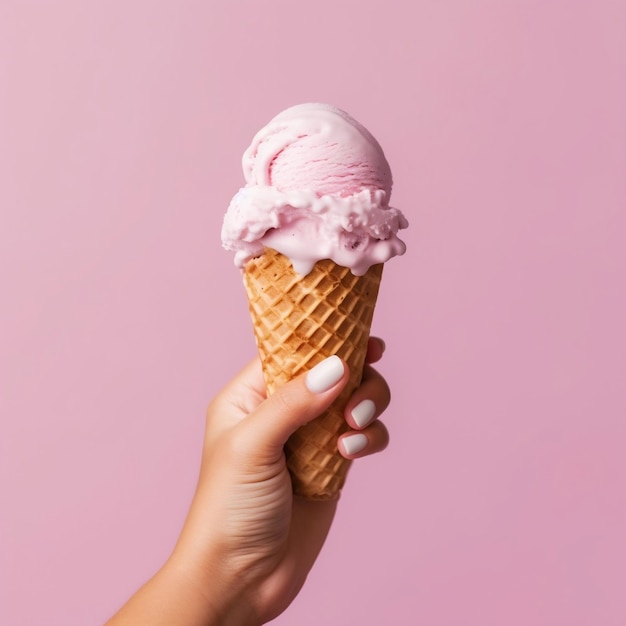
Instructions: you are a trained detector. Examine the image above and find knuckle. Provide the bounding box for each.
[380,378,392,409]
[221,428,255,467]
[270,383,302,416]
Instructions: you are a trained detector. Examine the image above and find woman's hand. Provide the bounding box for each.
[107,337,390,626]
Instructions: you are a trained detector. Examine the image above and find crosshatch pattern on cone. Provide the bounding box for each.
[243,248,383,499]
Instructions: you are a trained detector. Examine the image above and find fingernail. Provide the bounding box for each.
[342,433,368,456]
[306,356,345,394]
[351,399,376,428]
[379,338,386,353]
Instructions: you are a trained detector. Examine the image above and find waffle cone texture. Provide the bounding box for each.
[243,248,383,500]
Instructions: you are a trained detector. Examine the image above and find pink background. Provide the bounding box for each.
[1,1,625,624]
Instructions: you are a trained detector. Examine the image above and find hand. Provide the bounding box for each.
[107,337,390,626]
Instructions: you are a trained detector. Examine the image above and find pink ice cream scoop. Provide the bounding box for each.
[221,103,408,275]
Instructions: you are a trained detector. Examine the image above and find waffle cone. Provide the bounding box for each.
[242,248,383,499]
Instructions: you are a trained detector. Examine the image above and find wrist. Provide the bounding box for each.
[106,555,259,626]
[165,547,260,626]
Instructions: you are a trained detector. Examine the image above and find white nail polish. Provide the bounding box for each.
[305,356,345,394]
[342,433,368,456]
[351,399,376,428]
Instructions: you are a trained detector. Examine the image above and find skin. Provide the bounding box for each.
[107,337,390,626]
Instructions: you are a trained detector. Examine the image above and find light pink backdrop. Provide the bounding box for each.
[1,1,625,624]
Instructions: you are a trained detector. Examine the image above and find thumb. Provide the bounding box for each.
[236,355,349,460]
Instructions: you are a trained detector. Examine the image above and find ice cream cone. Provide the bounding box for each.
[243,247,383,500]
[223,104,407,496]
